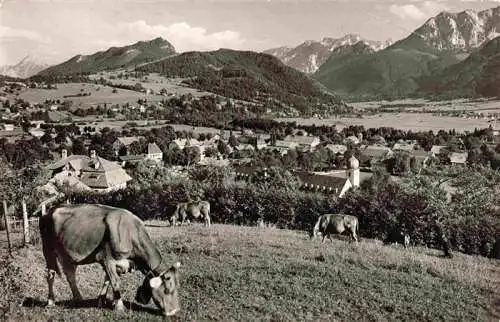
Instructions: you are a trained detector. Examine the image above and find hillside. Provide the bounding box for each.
[137,49,347,115]
[0,56,49,79]
[313,6,500,100]
[36,37,176,76]
[419,36,500,98]
[1,224,498,321]
[263,34,391,74]
[314,43,451,100]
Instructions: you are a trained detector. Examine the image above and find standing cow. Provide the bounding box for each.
[310,213,359,243]
[170,200,211,227]
[39,203,182,317]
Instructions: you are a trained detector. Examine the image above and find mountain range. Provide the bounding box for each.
[312,6,500,100]
[136,49,346,114]
[19,4,500,103]
[420,36,500,98]
[263,34,392,74]
[0,56,49,79]
[37,37,176,76]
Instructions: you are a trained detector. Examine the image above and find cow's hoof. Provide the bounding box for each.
[46,299,55,307]
[113,300,126,312]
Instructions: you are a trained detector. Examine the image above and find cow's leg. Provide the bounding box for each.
[98,275,110,308]
[61,261,83,302]
[322,235,326,243]
[46,269,56,307]
[204,212,211,227]
[102,261,125,311]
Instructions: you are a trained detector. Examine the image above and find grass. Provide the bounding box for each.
[1,224,499,321]
[13,83,165,106]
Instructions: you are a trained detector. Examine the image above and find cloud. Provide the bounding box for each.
[117,20,246,52]
[0,25,50,43]
[389,1,448,20]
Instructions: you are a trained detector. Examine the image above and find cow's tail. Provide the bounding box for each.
[39,213,62,277]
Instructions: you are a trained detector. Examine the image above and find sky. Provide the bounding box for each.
[0,0,499,66]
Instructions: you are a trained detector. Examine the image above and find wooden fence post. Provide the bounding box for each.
[3,200,12,255]
[22,200,29,246]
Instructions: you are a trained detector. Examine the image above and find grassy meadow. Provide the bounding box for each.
[1,223,498,321]
[14,83,165,106]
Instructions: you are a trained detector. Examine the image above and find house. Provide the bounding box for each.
[145,142,163,162]
[410,150,431,169]
[168,138,202,150]
[344,135,360,145]
[449,152,468,166]
[430,145,447,157]
[325,144,348,155]
[234,144,255,152]
[0,123,14,131]
[293,156,369,197]
[359,145,393,166]
[112,136,144,155]
[392,141,416,152]
[268,140,298,156]
[46,149,133,193]
[283,135,320,152]
[29,129,45,138]
[256,138,268,150]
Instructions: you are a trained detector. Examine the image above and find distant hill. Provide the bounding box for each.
[419,36,500,98]
[263,34,391,74]
[0,56,49,79]
[137,49,348,115]
[37,37,176,76]
[313,6,500,100]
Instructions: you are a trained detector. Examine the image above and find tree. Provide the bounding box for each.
[228,133,238,148]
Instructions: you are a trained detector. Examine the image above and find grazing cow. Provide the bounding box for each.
[39,203,182,317]
[384,229,411,249]
[170,201,211,227]
[310,213,359,243]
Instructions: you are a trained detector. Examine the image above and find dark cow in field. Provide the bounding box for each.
[170,200,211,227]
[310,213,359,243]
[39,203,182,317]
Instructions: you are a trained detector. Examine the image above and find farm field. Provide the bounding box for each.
[1,224,498,321]
[349,98,500,114]
[277,112,495,132]
[90,72,216,98]
[12,83,165,106]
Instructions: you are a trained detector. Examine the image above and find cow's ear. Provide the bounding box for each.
[149,276,163,289]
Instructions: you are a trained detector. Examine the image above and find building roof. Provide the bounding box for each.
[273,140,298,149]
[80,157,132,189]
[283,135,320,146]
[116,136,144,147]
[235,144,255,151]
[171,138,202,149]
[430,145,447,155]
[47,155,92,171]
[293,170,347,189]
[449,152,468,164]
[392,142,415,152]
[147,142,162,155]
[344,135,360,145]
[411,149,431,159]
[361,145,392,159]
[325,144,348,154]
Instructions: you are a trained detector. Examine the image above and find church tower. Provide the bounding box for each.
[346,155,360,188]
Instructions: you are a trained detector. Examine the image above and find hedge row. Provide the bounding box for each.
[66,181,499,258]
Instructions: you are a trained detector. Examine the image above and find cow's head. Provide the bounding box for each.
[135,262,182,316]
